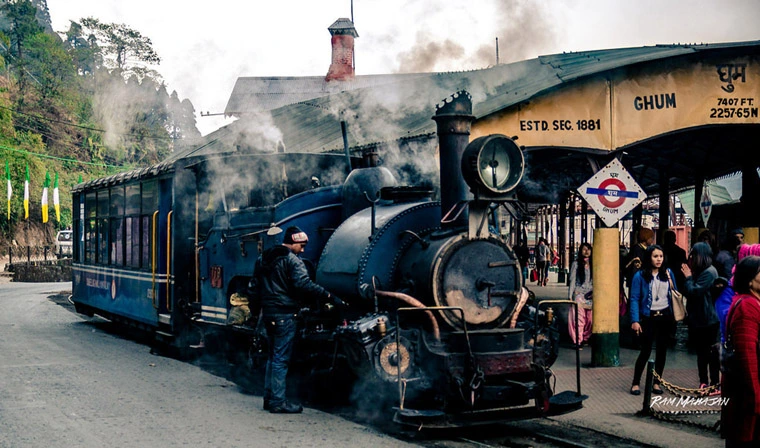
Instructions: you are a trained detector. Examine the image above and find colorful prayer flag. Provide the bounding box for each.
[6,161,11,220]
[53,172,60,223]
[23,164,29,219]
[41,171,50,223]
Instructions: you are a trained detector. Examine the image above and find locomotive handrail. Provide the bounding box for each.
[440,200,469,224]
[223,203,342,233]
[166,210,173,312]
[151,210,159,310]
[395,306,470,410]
[376,290,440,339]
[536,298,582,397]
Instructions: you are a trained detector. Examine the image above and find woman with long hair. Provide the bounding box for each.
[681,241,720,392]
[568,242,593,348]
[721,256,760,447]
[629,244,678,395]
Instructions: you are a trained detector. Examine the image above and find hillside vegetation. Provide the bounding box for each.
[0,0,201,244]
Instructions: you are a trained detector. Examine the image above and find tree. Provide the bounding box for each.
[0,0,44,90]
[63,20,101,77]
[167,90,201,143]
[76,17,160,82]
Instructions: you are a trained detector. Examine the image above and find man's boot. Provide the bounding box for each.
[269,402,303,414]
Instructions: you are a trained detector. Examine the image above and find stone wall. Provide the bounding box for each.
[10,259,72,282]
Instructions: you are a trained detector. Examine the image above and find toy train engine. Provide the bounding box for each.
[313,91,582,426]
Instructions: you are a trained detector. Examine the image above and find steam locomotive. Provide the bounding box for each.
[71,91,584,427]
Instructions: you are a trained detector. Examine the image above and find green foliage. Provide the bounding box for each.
[0,3,202,240]
[77,17,160,82]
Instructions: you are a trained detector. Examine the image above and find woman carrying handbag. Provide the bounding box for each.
[629,245,679,395]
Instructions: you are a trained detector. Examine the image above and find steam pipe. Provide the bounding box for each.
[341,120,352,173]
[432,91,474,229]
[375,289,440,340]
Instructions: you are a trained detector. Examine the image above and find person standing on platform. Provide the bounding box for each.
[681,241,721,392]
[715,234,742,280]
[625,227,655,293]
[698,229,717,256]
[663,229,688,292]
[732,228,745,246]
[567,243,593,348]
[629,245,677,396]
[535,238,551,286]
[716,244,755,344]
[721,255,760,447]
[514,240,530,282]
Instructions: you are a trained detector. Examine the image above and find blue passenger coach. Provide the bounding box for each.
[71,152,351,340]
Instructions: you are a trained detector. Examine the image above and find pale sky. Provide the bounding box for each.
[47,0,760,136]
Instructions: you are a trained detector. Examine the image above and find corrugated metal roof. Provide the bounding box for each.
[215,41,760,159]
[142,40,760,196]
[224,73,430,114]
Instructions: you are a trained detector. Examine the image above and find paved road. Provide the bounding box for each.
[0,283,417,448]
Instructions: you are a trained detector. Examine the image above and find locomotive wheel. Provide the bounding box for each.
[374,336,413,381]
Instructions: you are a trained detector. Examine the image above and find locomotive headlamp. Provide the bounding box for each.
[461,134,524,199]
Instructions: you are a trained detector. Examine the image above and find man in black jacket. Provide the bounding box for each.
[249,226,345,414]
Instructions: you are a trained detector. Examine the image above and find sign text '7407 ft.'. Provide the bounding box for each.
[519,119,602,132]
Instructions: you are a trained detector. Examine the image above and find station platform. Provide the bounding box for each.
[531,275,723,448]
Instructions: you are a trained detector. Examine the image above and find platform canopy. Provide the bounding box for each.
[178,40,760,205]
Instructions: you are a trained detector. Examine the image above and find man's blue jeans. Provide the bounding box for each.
[263,314,298,407]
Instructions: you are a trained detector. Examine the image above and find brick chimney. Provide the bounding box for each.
[326,18,358,82]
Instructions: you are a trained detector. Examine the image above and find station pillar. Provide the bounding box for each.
[744,227,759,244]
[591,227,620,367]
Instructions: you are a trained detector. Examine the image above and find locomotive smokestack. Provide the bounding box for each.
[326,18,358,82]
[432,91,474,228]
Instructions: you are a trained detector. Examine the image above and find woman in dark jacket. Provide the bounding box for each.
[681,241,720,391]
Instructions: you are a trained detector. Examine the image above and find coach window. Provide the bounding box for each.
[97,190,109,264]
[141,181,158,270]
[110,186,125,266]
[84,192,96,263]
[125,184,141,268]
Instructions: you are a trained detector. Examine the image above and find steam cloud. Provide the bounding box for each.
[395,0,558,72]
[397,32,465,73]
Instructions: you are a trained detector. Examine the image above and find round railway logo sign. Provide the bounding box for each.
[578,159,646,227]
[596,178,627,208]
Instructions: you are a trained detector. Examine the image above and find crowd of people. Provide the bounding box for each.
[620,227,758,447]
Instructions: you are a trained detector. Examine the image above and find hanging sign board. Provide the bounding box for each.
[577,159,647,227]
[700,183,712,225]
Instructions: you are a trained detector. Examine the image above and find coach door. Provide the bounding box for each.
[152,179,174,324]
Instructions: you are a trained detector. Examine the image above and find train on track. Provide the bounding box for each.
[71,91,584,427]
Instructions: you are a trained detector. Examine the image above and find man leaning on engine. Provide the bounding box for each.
[247,225,347,414]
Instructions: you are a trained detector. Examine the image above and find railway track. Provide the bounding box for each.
[381,418,657,448]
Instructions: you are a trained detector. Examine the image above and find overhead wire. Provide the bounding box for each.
[0,143,131,169]
[0,104,174,141]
